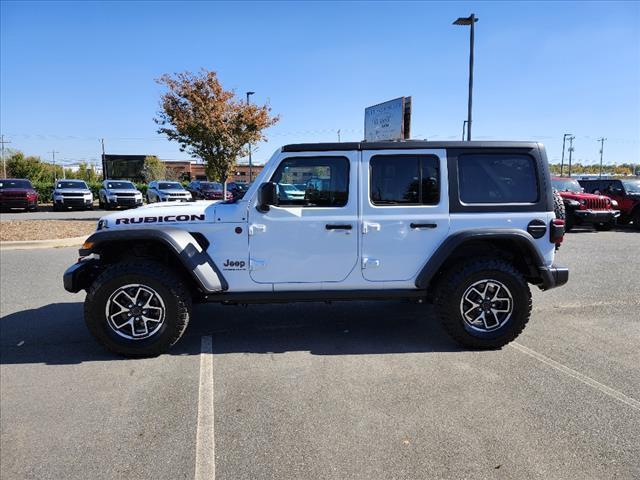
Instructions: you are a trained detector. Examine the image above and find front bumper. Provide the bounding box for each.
[538,265,569,291]
[573,209,620,223]
[108,198,143,207]
[63,258,101,293]
[55,198,93,207]
[0,198,37,209]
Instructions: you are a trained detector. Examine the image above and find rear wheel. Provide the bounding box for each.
[434,258,531,349]
[84,261,192,357]
[553,190,565,221]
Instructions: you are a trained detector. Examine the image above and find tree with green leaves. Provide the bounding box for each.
[141,155,166,182]
[154,70,279,184]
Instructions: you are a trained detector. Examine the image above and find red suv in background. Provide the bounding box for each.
[185,180,233,201]
[0,178,39,212]
[551,177,619,231]
[578,178,640,229]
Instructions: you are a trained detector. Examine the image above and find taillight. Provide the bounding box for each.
[550,219,565,247]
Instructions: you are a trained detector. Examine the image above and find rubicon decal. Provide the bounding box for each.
[115,214,205,225]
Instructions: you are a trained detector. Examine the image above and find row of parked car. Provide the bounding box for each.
[551,176,640,230]
[0,178,251,212]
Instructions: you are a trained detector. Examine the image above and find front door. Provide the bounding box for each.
[249,152,358,284]
[360,149,450,282]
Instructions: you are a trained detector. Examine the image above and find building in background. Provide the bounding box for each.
[103,154,262,183]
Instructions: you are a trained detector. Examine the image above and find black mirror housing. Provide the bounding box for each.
[257,182,278,212]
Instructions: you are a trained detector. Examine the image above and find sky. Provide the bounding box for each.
[1,0,639,169]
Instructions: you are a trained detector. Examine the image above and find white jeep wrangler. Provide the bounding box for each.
[64,141,568,357]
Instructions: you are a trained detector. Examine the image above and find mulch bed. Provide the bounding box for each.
[0,220,96,241]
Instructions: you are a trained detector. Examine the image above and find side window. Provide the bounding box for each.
[271,156,349,207]
[370,155,440,206]
[458,154,538,204]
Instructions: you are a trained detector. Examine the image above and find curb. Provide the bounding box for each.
[0,236,87,251]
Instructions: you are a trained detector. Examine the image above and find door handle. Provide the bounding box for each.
[326,224,352,230]
[410,223,437,229]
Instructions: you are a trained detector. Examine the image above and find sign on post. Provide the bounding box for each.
[364,96,412,142]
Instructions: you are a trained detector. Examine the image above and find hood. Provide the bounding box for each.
[105,189,141,194]
[557,191,609,201]
[0,187,36,194]
[55,189,91,194]
[158,189,190,195]
[99,200,219,229]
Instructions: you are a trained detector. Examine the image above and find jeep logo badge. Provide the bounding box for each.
[223,259,246,270]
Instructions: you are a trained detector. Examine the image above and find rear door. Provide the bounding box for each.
[360,149,450,282]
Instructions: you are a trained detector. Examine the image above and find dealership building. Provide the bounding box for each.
[103,154,263,183]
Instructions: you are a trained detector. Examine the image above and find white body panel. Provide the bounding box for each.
[96,147,558,293]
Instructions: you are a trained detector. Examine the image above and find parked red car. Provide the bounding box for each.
[185,180,233,201]
[551,177,619,231]
[0,178,39,212]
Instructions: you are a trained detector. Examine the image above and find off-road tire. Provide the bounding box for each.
[553,190,565,221]
[433,258,532,349]
[84,260,192,357]
[564,210,575,231]
[632,208,640,230]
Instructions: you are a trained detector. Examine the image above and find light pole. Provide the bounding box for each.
[567,136,575,177]
[560,133,572,177]
[462,120,468,141]
[453,13,478,141]
[246,91,255,183]
[597,137,606,178]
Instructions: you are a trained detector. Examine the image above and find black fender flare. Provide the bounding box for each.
[415,229,547,289]
[79,227,228,293]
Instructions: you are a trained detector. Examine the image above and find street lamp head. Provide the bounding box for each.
[246,91,255,96]
[453,15,478,26]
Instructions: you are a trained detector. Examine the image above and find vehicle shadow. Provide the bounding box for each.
[0,301,461,365]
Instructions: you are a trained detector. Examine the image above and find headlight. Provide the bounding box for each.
[567,199,580,207]
[580,199,587,205]
[107,195,117,201]
[610,199,618,207]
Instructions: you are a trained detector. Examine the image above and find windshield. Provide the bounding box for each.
[0,179,32,189]
[621,179,640,193]
[106,181,135,190]
[201,182,222,191]
[57,181,88,189]
[158,182,183,190]
[552,178,582,193]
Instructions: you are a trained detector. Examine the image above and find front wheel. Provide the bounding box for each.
[434,258,531,349]
[84,261,192,357]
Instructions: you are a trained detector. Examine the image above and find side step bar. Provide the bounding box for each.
[204,289,427,305]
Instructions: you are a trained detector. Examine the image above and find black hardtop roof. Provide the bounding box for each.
[282,140,541,152]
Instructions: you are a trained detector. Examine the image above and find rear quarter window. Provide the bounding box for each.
[458,153,538,204]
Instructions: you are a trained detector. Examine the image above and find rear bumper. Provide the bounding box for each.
[538,265,569,291]
[573,209,620,223]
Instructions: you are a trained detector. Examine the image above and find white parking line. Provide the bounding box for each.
[195,336,215,480]
[510,342,640,411]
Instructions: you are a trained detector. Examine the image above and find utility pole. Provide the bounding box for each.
[462,120,468,141]
[101,138,107,180]
[560,133,572,177]
[453,13,478,141]
[0,134,11,178]
[246,91,255,183]
[597,137,606,179]
[337,129,341,142]
[567,136,575,177]
[49,150,59,180]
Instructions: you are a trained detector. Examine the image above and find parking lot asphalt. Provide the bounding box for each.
[1,229,639,480]
[0,207,104,221]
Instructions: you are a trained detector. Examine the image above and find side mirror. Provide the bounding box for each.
[257,182,278,212]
